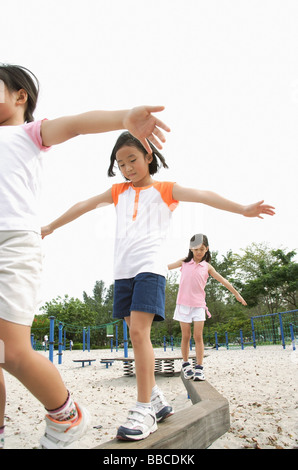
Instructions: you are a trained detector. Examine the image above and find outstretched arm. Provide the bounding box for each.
[168,259,184,270]
[208,265,247,305]
[41,189,113,238]
[172,184,275,219]
[41,106,170,153]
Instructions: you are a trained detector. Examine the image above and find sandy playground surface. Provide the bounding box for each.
[2,345,297,449]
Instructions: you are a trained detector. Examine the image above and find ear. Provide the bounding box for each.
[16,88,28,105]
[146,153,153,164]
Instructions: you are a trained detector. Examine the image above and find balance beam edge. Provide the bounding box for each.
[94,375,230,450]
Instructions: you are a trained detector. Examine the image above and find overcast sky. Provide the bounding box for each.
[3,0,298,307]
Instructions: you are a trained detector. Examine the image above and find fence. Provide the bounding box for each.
[30,317,128,364]
[250,309,297,349]
[161,309,298,351]
[31,310,297,362]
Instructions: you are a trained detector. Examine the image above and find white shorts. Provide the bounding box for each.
[173,305,206,323]
[0,231,42,326]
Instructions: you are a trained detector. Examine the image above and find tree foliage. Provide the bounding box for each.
[36,243,297,347]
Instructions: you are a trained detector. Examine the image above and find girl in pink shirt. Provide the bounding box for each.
[168,234,247,381]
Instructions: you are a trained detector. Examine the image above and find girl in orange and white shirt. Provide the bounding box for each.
[42,131,274,441]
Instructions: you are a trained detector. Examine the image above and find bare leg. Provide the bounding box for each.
[125,312,155,403]
[179,321,192,362]
[0,319,68,410]
[193,321,205,365]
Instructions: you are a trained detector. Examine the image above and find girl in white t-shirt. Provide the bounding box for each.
[41,131,275,441]
[0,63,170,449]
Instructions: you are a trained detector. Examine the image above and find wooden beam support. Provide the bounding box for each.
[94,373,230,450]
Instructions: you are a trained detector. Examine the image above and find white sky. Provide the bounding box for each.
[2,0,298,307]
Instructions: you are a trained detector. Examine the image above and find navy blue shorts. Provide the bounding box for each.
[113,272,166,322]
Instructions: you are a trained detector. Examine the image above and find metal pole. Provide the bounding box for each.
[290,324,296,351]
[49,316,55,363]
[87,326,90,353]
[215,332,218,350]
[251,317,256,348]
[278,313,285,349]
[58,322,63,365]
[225,331,229,350]
[240,329,244,350]
[123,320,128,358]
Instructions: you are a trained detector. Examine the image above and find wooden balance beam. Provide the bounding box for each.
[94,372,230,450]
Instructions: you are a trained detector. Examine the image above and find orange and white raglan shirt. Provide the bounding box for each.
[111,181,179,280]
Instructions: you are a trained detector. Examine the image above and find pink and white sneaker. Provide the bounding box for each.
[40,403,90,449]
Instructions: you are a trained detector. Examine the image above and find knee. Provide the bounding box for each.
[129,326,151,348]
[193,332,203,344]
[129,327,143,346]
[1,345,28,374]
[181,331,191,343]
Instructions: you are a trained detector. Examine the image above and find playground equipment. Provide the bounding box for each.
[31,316,123,364]
[72,359,96,367]
[30,310,297,364]
[104,354,197,377]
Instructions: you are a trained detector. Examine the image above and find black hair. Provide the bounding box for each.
[108,131,169,178]
[184,234,211,263]
[0,64,39,123]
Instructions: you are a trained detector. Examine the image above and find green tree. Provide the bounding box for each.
[235,243,298,313]
[39,295,96,342]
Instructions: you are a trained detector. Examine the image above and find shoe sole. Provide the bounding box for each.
[116,422,158,441]
[155,405,174,423]
[156,410,174,423]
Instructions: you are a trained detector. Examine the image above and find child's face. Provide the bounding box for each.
[191,244,208,262]
[116,145,153,186]
[0,83,20,125]
[0,80,5,104]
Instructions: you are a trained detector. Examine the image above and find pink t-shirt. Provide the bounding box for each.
[176,260,211,317]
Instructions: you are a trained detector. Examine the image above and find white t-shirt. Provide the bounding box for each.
[0,121,50,233]
[111,181,179,279]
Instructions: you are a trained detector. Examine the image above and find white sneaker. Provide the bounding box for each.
[40,403,90,449]
[182,361,194,379]
[151,389,174,422]
[116,407,157,440]
[193,366,205,381]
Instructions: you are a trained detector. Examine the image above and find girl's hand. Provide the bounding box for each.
[41,225,53,239]
[123,106,171,153]
[235,293,247,306]
[243,200,275,219]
